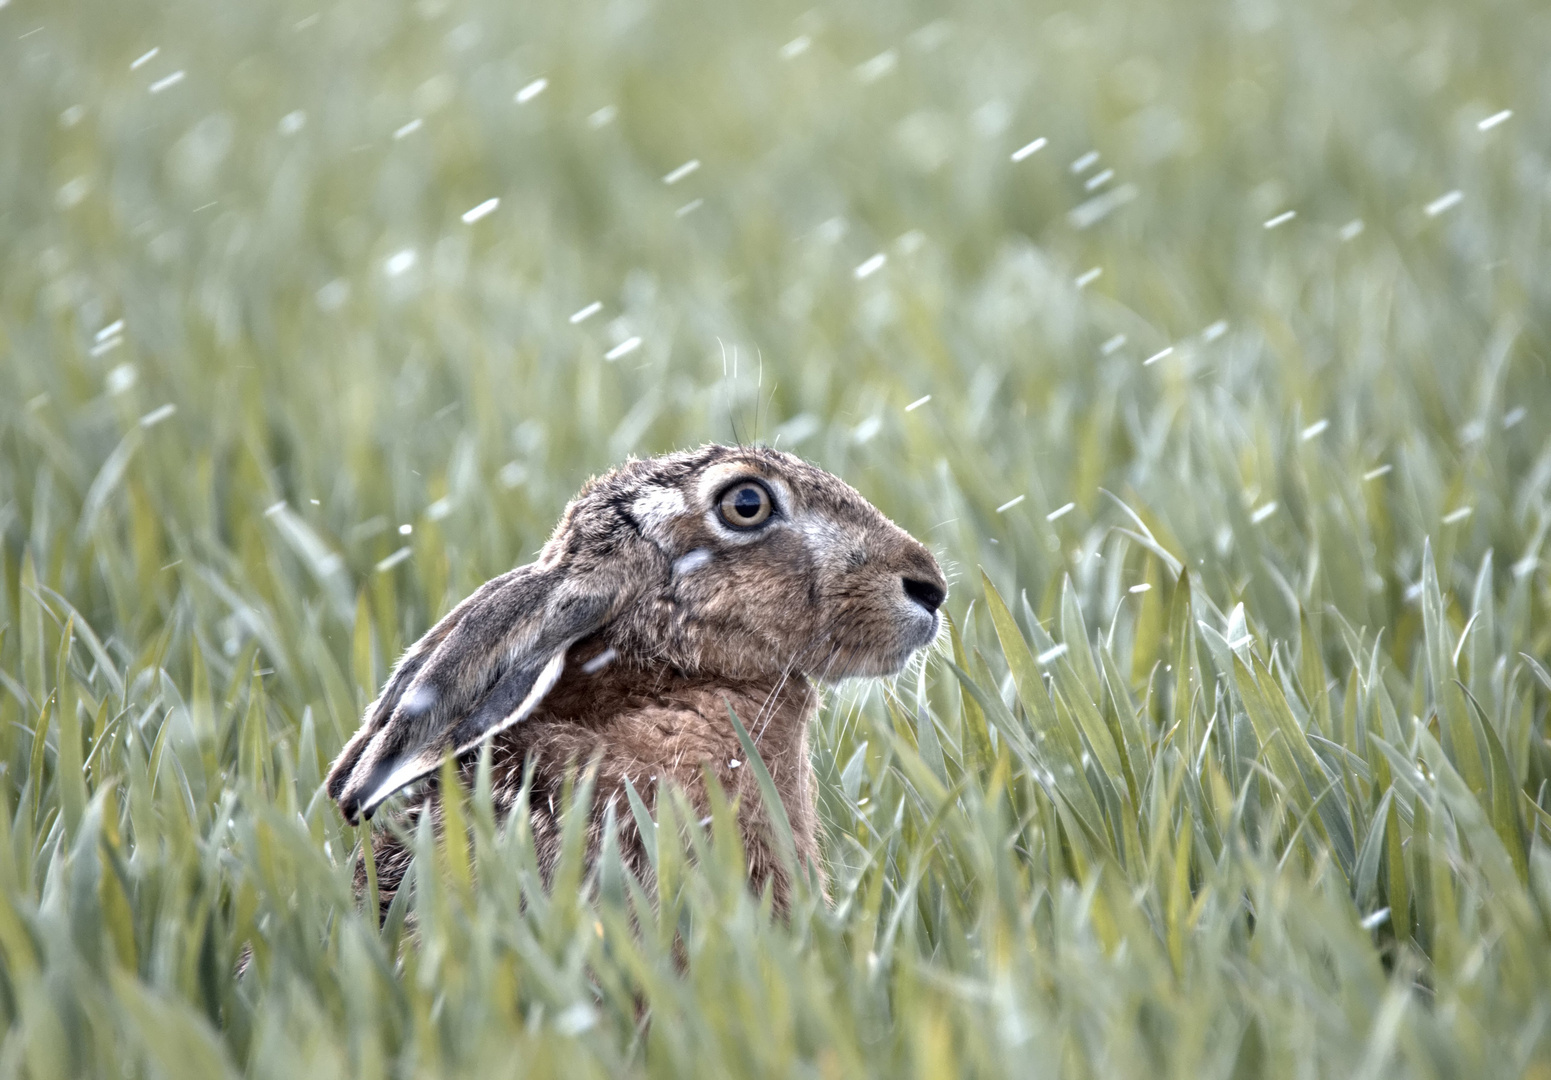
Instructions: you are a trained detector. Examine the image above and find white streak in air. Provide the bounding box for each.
[264,501,287,518]
[1360,907,1391,931]
[673,548,712,576]
[1202,320,1228,342]
[1100,334,1126,355]
[400,684,438,715]
[1069,183,1137,229]
[855,49,898,83]
[1070,151,1100,174]
[588,105,617,128]
[1339,219,1365,242]
[1250,501,1279,524]
[1503,406,1525,429]
[676,198,703,217]
[1036,643,1068,665]
[131,47,159,70]
[1084,168,1114,191]
[461,197,500,223]
[107,364,137,395]
[1046,502,1075,522]
[515,78,548,104]
[1442,506,1472,524]
[570,301,602,324]
[905,395,931,412]
[1301,419,1329,441]
[1264,210,1296,229]
[393,118,423,139]
[605,336,642,361]
[278,110,306,136]
[139,403,175,428]
[97,319,125,343]
[1363,464,1392,481]
[148,71,185,93]
[1144,347,1173,366]
[376,547,412,572]
[779,35,811,60]
[1011,137,1046,162]
[385,249,417,276]
[854,253,886,279]
[1074,267,1102,289]
[581,647,619,674]
[663,159,700,185]
[1425,190,1463,217]
[90,338,121,357]
[995,495,1026,514]
[1478,109,1512,131]
[398,523,413,535]
[1128,583,1152,594]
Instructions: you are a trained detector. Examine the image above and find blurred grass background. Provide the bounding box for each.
[3,0,1551,1074]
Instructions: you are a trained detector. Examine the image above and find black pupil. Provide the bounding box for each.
[732,486,763,519]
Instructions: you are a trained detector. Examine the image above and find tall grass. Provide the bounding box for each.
[2,0,1550,1074]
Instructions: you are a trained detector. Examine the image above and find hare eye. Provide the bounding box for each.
[718,481,773,529]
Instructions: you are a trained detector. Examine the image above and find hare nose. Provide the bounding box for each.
[902,576,946,614]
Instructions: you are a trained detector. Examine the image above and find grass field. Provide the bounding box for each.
[3,0,1551,1074]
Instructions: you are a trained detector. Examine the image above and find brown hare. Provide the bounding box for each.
[326,444,947,914]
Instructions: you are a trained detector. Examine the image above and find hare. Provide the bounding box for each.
[326,444,947,914]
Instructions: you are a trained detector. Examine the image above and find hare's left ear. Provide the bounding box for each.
[326,564,618,824]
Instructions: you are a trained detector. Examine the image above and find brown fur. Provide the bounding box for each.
[330,445,945,916]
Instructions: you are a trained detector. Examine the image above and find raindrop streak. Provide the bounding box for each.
[148,71,185,93]
[461,197,500,223]
[1442,507,1473,524]
[1202,320,1228,342]
[855,50,898,83]
[605,337,642,361]
[515,78,548,103]
[676,199,703,217]
[1363,464,1392,481]
[96,320,125,342]
[1425,190,1463,217]
[1129,583,1152,594]
[1084,168,1114,191]
[854,253,886,279]
[905,395,931,412]
[995,495,1027,514]
[398,523,413,536]
[1339,219,1365,241]
[663,160,700,185]
[1011,137,1046,162]
[1070,151,1100,173]
[1037,643,1069,665]
[130,47,160,70]
[1478,109,1512,131]
[1250,502,1279,524]
[385,249,417,276]
[1144,347,1173,366]
[1264,210,1296,229]
[1046,502,1075,522]
[570,301,602,324]
[139,404,176,428]
[1075,267,1102,288]
[780,35,811,59]
[1100,334,1127,355]
[376,548,412,573]
[393,118,423,139]
[588,105,617,128]
[1301,419,1329,440]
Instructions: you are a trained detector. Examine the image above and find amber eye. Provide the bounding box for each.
[717,480,774,529]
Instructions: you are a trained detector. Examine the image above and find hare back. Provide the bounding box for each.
[362,638,822,916]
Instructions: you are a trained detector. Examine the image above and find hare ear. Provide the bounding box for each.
[326,565,616,824]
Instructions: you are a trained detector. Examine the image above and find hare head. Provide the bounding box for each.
[327,444,947,824]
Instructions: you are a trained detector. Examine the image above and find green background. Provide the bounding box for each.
[1,0,1549,1075]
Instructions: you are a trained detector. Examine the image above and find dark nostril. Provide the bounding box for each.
[902,576,946,614]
